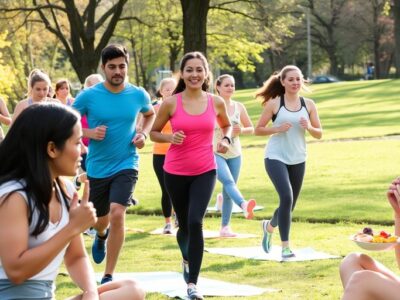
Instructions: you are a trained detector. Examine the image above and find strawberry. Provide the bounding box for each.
[380,231,390,238]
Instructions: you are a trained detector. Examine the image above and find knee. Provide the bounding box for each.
[126,279,145,300]
[340,252,361,270]
[109,206,126,226]
[188,219,203,231]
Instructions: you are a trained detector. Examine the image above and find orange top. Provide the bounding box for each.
[153,102,172,155]
[153,121,172,154]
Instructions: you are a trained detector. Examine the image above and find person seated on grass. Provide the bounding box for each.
[0,103,144,300]
[340,176,400,300]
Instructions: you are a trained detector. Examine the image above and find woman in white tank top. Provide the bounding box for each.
[0,103,144,299]
[255,65,322,258]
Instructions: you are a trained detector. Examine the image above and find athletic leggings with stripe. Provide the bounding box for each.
[265,158,305,242]
[153,154,172,218]
[164,169,216,284]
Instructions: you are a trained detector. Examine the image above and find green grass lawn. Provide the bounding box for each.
[54,79,400,299]
[56,215,400,300]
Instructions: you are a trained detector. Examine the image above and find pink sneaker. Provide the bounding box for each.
[220,226,237,237]
[243,199,256,219]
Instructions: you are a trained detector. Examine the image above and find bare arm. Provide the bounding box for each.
[0,192,96,284]
[150,97,176,143]
[0,99,11,126]
[254,100,285,136]
[303,99,322,139]
[64,235,98,298]
[11,101,28,125]
[237,102,254,135]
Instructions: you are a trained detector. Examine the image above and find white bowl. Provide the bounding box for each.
[350,236,398,251]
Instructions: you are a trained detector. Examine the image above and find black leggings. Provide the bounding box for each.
[164,169,216,284]
[265,158,305,242]
[153,154,172,218]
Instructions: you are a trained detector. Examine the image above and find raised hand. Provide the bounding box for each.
[277,122,292,133]
[170,130,186,145]
[387,177,400,217]
[299,117,310,130]
[132,132,146,149]
[69,181,97,235]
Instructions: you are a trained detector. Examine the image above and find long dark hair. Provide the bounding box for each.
[173,51,210,95]
[0,103,79,236]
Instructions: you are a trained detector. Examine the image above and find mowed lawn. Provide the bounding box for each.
[56,79,400,299]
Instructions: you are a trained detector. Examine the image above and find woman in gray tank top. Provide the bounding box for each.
[255,65,322,258]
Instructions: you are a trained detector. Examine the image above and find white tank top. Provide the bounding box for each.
[265,96,309,165]
[0,180,72,281]
[214,101,242,159]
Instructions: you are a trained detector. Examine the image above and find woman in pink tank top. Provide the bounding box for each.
[150,52,232,300]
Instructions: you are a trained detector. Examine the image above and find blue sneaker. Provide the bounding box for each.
[261,220,272,253]
[182,260,189,284]
[100,274,113,284]
[92,229,108,264]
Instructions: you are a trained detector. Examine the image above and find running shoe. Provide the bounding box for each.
[282,247,295,258]
[92,229,108,264]
[100,274,113,284]
[163,223,173,234]
[187,285,204,300]
[261,220,272,253]
[243,199,256,219]
[219,225,238,237]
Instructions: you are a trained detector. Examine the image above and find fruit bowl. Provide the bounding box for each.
[350,235,399,251]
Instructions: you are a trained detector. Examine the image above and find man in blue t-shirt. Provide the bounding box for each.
[73,44,155,284]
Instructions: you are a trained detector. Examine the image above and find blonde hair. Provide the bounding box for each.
[155,77,177,98]
[84,74,103,89]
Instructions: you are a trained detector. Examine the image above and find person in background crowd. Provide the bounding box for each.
[255,65,322,258]
[12,69,58,123]
[152,77,177,234]
[213,74,256,237]
[54,79,74,106]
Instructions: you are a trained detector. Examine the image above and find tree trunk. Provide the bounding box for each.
[393,0,400,77]
[180,0,210,55]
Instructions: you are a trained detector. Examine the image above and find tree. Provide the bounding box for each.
[392,0,400,77]
[0,1,130,83]
[180,0,210,55]
[303,0,349,76]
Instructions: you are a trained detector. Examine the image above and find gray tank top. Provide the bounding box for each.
[264,96,310,165]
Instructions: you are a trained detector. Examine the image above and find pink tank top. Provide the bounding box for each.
[164,93,217,176]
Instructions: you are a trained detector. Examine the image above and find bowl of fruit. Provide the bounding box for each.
[351,227,400,251]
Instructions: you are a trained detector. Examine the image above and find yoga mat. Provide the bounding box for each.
[205,246,341,262]
[95,271,276,299]
[150,228,256,239]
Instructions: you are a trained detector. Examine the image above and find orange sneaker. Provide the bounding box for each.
[243,199,256,219]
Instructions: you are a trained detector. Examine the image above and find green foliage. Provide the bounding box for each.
[0,31,15,104]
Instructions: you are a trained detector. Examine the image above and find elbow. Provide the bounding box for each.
[149,131,157,142]
[6,270,27,285]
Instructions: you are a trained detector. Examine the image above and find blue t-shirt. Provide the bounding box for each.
[73,83,151,178]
